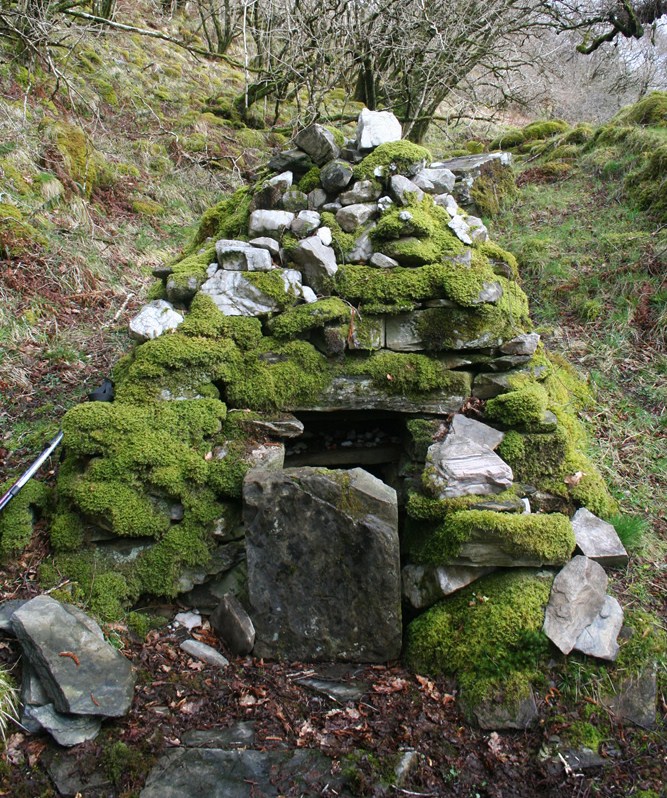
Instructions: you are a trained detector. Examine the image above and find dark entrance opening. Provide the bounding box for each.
[284,410,406,487]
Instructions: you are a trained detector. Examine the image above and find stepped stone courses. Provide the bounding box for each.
[35,108,640,735]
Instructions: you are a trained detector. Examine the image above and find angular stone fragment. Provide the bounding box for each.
[602,664,657,728]
[0,599,27,632]
[369,252,399,269]
[356,108,402,150]
[500,333,540,356]
[248,209,295,238]
[216,239,274,272]
[180,640,229,668]
[201,269,304,316]
[294,124,340,165]
[249,237,281,258]
[320,159,354,193]
[129,300,184,342]
[290,237,338,294]
[291,210,321,238]
[339,180,382,206]
[433,193,460,216]
[472,371,516,399]
[542,556,608,654]
[449,414,504,451]
[389,175,424,206]
[336,202,378,233]
[572,508,628,567]
[573,595,623,661]
[411,173,435,192]
[308,187,328,210]
[242,413,305,439]
[10,596,135,717]
[247,443,285,471]
[466,215,488,242]
[385,313,424,352]
[23,704,103,746]
[448,214,472,245]
[416,167,456,193]
[424,436,513,499]
[401,564,494,609]
[176,541,246,593]
[316,226,332,245]
[472,690,538,730]
[281,189,308,213]
[267,149,314,175]
[267,171,293,192]
[210,594,256,656]
[243,467,401,661]
[348,225,375,263]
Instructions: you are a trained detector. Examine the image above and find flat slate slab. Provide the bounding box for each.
[244,466,401,662]
[10,595,135,717]
[572,508,628,567]
[140,748,352,798]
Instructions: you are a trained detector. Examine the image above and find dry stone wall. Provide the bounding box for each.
[43,109,641,727]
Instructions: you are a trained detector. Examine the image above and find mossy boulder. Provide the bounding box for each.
[354,141,431,180]
[41,120,113,197]
[0,202,47,257]
[405,570,553,708]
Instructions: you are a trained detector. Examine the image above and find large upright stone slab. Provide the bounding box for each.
[10,596,135,717]
[243,467,401,662]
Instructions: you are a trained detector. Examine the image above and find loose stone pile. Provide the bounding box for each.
[34,108,651,730]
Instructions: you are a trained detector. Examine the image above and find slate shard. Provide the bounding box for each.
[10,595,135,717]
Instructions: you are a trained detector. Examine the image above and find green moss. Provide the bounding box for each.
[113,332,239,403]
[354,141,431,180]
[405,418,443,460]
[267,297,352,339]
[320,211,357,262]
[0,202,47,257]
[244,270,304,312]
[41,120,112,197]
[40,549,141,621]
[476,241,519,279]
[133,523,211,597]
[405,570,553,705]
[297,166,321,193]
[49,510,85,552]
[611,91,667,127]
[325,125,346,148]
[489,129,525,151]
[131,197,164,216]
[190,188,252,249]
[180,293,263,347]
[373,202,440,240]
[406,489,520,523]
[415,279,530,350]
[563,124,595,145]
[486,383,549,426]
[146,280,167,301]
[225,339,331,410]
[207,441,250,498]
[349,352,471,398]
[126,611,166,639]
[377,228,465,267]
[614,609,667,678]
[522,120,570,141]
[336,260,494,313]
[415,509,574,564]
[625,144,667,221]
[564,721,605,752]
[470,161,517,217]
[0,480,49,559]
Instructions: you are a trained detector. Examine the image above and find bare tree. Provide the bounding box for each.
[546,0,667,53]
